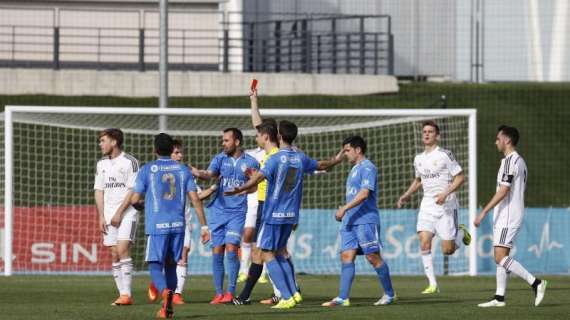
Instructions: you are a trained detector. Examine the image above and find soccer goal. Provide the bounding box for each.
[1,106,477,276]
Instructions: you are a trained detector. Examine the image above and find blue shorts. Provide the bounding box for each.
[209,213,245,247]
[340,223,383,255]
[257,223,293,252]
[145,233,185,263]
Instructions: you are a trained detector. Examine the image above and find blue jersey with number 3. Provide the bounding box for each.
[134,157,197,235]
[260,148,318,225]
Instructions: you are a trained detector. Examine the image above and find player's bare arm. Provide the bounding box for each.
[191,166,218,180]
[335,188,370,222]
[188,190,210,244]
[397,177,422,208]
[224,170,265,196]
[317,148,345,171]
[474,185,510,227]
[95,190,106,234]
[435,172,465,205]
[129,192,143,206]
[198,183,218,201]
[250,87,262,128]
[110,189,134,227]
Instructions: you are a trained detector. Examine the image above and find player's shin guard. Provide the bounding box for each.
[266,259,292,299]
[112,262,123,294]
[227,251,240,295]
[165,263,177,291]
[175,264,187,294]
[240,242,252,274]
[120,258,133,296]
[496,264,508,297]
[421,250,437,286]
[375,262,395,297]
[339,262,355,300]
[500,256,536,286]
[149,262,167,293]
[239,263,263,300]
[276,255,297,295]
[212,253,225,295]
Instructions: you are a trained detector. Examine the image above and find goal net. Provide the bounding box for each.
[1,107,477,276]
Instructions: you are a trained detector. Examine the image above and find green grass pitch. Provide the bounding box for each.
[0,275,567,319]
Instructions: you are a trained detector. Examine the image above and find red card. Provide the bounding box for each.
[250,79,258,91]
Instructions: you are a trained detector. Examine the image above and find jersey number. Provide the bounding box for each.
[284,167,298,192]
[161,173,176,200]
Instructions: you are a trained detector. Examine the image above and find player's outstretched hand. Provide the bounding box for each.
[110,212,122,227]
[99,217,108,235]
[334,148,346,163]
[335,206,346,222]
[200,228,211,244]
[474,212,485,228]
[396,194,409,208]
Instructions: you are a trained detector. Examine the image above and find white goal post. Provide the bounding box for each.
[2,106,477,276]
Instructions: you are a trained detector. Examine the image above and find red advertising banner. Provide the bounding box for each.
[0,206,114,273]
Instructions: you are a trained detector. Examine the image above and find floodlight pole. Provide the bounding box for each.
[159,0,168,132]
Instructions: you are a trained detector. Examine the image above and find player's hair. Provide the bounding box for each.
[278,120,298,144]
[99,128,124,148]
[155,133,174,156]
[342,135,367,154]
[223,127,243,144]
[422,120,440,135]
[255,121,278,143]
[498,125,520,146]
[172,138,183,149]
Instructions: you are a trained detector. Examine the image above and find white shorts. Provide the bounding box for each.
[183,223,192,248]
[417,206,458,241]
[103,214,138,246]
[244,198,259,229]
[493,226,520,248]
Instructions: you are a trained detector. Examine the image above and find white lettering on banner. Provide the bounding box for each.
[322,234,341,259]
[31,242,98,264]
[528,222,563,258]
[296,234,313,259]
[477,234,494,258]
[383,225,404,259]
[31,243,55,263]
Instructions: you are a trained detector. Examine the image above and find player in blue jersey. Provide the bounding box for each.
[131,133,210,319]
[322,135,395,307]
[226,120,343,309]
[191,128,260,304]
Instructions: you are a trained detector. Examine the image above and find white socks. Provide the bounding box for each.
[240,242,252,274]
[119,257,133,297]
[421,250,437,286]
[496,264,508,296]
[176,264,187,294]
[112,262,123,294]
[500,256,535,286]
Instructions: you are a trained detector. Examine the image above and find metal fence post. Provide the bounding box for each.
[274,21,281,72]
[248,22,255,72]
[301,19,311,73]
[332,18,337,74]
[223,28,229,72]
[346,34,351,73]
[138,28,145,71]
[53,27,60,70]
[359,17,365,74]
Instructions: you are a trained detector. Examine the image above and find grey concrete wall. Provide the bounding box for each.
[0,68,398,97]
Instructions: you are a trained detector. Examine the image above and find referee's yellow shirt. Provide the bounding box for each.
[257,147,279,202]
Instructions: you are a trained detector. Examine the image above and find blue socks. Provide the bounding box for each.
[276,255,297,295]
[149,262,167,293]
[375,262,394,297]
[212,253,225,295]
[165,263,177,291]
[266,259,292,299]
[226,251,240,295]
[339,262,355,300]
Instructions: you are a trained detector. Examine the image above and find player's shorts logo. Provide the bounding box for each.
[150,165,158,173]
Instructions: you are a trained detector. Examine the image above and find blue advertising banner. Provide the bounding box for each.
[187,208,569,275]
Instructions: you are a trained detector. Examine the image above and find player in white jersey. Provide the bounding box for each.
[475,125,547,308]
[237,147,266,283]
[148,139,218,305]
[397,121,471,294]
[94,128,140,306]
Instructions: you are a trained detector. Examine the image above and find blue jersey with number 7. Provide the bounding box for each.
[260,148,318,225]
[134,157,197,235]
